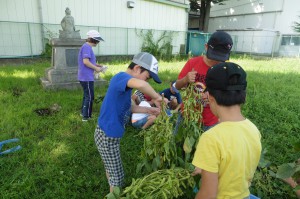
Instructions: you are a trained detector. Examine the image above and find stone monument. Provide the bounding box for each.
[41,7,106,89]
[59,7,80,39]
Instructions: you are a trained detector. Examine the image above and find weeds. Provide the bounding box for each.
[0,57,300,198]
[136,30,175,61]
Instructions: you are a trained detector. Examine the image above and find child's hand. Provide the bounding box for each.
[148,107,160,116]
[95,65,108,73]
[186,68,197,83]
[191,167,202,176]
[152,96,169,109]
[283,177,298,188]
[100,65,108,73]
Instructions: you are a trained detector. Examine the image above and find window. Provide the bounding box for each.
[281,35,300,46]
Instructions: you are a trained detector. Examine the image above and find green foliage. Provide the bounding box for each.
[105,187,121,199]
[0,57,300,198]
[189,0,227,12]
[250,150,283,198]
[132,83,202,197]
[137,99,177,173]
[136,82,203,176]
[41,27,58,58]
[136,30,175,61]
[276,163,298,179]
[275,142,300,195]
[294,141,300,152]
[120,168,195,199]
[40,41,52,58]
[250,148,300,198]
[292,16,300,32]
[189,0,228,31]
[175,83,203,163]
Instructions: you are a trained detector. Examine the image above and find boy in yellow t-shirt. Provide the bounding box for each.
[192,62,262,199]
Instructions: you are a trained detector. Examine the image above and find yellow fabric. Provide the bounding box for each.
[192,119,261,199]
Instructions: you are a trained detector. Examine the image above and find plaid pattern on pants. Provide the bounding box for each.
[94,126,124,187]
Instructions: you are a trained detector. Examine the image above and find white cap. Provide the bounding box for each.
[171,81,179,93]
[86,30,104,41]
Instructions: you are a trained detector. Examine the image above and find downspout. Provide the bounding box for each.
[272,0,284,29]
[281,0,285,11]
[38,0,45,52]
[186,7,190,32]
[272,0,284,56]
[185,6,190,55]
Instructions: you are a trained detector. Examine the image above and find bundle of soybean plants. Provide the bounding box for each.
[104,84,205,199]
[174,83,203,164]
[120,167,195,199]
[105,168,195,199]
[136,83,204,174]
[136,94,178,174]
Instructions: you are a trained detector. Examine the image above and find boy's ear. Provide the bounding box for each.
[207,92,215,103]
[205,43,208,51]
[133,65,140,72]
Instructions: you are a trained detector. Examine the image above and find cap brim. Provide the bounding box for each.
[93,37,104,42]
[149,71,161,84]
[206,48,230,62]
[171,83,179,93]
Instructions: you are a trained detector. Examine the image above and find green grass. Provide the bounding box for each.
[0,56,299,198]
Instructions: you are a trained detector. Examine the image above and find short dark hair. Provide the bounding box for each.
[207,74,246,106]
[128,62,148,73]
[207,89,246,106]
[86,38,99,44]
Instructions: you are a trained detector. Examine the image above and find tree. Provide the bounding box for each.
[189,0,227,32]
[292,16,300,32]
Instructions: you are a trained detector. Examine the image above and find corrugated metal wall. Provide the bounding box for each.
[0,22,187,58]
[208,0,299,34]
[207,0,300,57]
[0,0,189,57]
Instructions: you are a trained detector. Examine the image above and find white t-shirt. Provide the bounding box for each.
[131,101,151,121]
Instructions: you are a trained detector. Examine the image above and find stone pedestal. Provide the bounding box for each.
[59,30,81,39]
[40,38,107,89]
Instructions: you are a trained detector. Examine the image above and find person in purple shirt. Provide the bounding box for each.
[78,30,105,121]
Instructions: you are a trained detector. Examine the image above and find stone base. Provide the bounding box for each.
[40,38,109,90]
[59,30,81,39]
[40,77,107,90]
[44,67,78,83]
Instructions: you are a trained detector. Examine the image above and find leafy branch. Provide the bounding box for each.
[136,29,175,61]
[292,15,300,32]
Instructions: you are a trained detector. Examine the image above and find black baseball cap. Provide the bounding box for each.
[206,31,233,62]
[205,62,247,91]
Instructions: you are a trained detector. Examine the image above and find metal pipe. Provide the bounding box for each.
[27,23,33,58]
[38,0,45,52]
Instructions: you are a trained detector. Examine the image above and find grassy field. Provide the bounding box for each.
[0,56,299,198]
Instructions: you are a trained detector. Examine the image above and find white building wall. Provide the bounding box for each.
[273,0,300,34]
[208,0,299,34]
[0,0,189,57]
[0,0,188,32]
[207,0,300,56]
[0,0,39,22]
